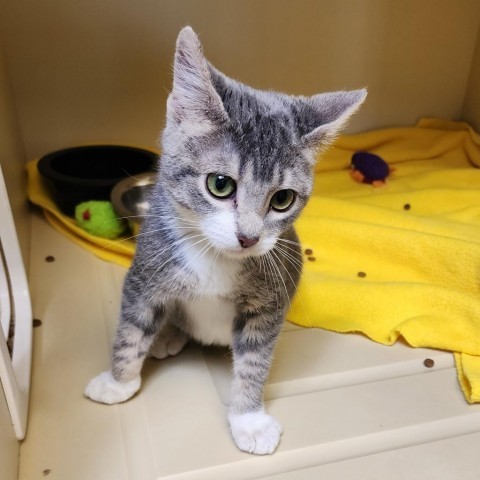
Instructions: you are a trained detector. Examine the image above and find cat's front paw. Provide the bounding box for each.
[84,370,141,404]
[228,410,282,455]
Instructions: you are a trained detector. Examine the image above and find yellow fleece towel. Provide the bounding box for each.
[27,118,480,403]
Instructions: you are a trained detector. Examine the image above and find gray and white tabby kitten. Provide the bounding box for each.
[85,27,366,455]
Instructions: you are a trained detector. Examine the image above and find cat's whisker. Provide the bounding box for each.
[260,254,274,308]
[273,245,303,272]
[126,226,201,248]
[131,233,187,274]
[157,213,201,224]
[158,236,212,297]
[123,170,158,182]
[274,241,304,259]
[272,246,313,328]
[142,234,210,294]
[181,234,211,266]
[269,258,282,315]
[263,252,278,304]
[103,215,202,254]
[183,239,212,275]
[211,247,221,275]
[268,250,293,311]
[161,247,211,299]
[134,232,208,275]
[266,254,280,301]
[119,214,200,226]
[100,225,180,250]
[164,217,201,227]
[258,254,265,278]
[264,252,282,315]
[117,214,154,220]
[259,254,272,300]
[276,237,302,248]
[142,254,177,298]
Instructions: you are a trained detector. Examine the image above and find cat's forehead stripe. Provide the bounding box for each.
[232,114,299,183]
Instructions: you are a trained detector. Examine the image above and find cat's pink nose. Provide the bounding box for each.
[237,235,259,249]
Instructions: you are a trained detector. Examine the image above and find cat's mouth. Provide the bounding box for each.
[217,239,274,260]
[222,247,261,259]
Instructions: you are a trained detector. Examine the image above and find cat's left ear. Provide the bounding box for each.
[167,27,229,128]
[301,89,367,150]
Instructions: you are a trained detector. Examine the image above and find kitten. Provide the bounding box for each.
[85,26,366,455]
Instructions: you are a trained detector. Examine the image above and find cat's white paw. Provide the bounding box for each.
[84,370,141,404]
[229,410,282,455]
[150,325,188,360]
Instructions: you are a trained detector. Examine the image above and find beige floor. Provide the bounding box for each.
[20,210,480,479]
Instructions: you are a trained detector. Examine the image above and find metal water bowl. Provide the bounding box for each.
[110,172,156,235]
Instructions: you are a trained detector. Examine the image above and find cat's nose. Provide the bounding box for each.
[237,235,259,249]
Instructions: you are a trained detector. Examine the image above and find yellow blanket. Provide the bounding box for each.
[27,118,480,403]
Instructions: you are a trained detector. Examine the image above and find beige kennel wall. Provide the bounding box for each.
[0,0,479,163]
[0,43,29,264]
[463,24,480,132]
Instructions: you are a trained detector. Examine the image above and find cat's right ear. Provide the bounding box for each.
[167,27,228,129]
[301,89,367,151]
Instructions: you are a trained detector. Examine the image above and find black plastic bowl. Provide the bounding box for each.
[37,145,157,216]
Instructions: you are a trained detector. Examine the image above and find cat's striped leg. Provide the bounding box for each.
[85,300,163,404]
[228,311,283,455]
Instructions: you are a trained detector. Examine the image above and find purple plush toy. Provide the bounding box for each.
[350,151,391,187]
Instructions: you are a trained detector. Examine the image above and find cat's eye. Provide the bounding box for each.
[206,173,236,199]
[270,189,296,211]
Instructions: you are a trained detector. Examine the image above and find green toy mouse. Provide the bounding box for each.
[75,201,127,239]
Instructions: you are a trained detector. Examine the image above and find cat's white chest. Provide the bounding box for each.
[183,296,236,346]
[180,238,240,345]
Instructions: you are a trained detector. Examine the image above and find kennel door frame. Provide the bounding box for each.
[0,165,32,440]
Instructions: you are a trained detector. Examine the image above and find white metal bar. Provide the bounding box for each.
[0,165,32,440]
[0,249,11,339]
